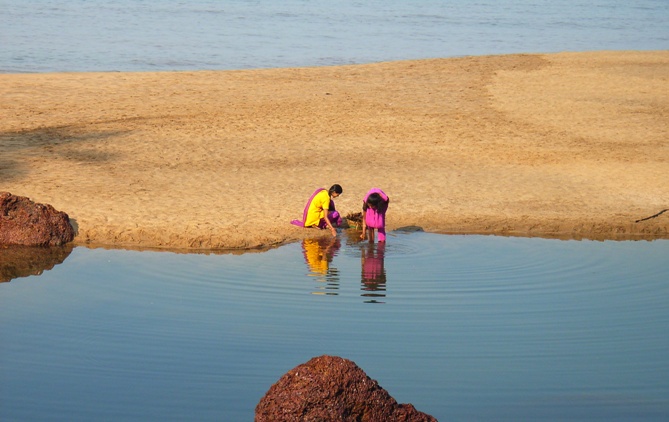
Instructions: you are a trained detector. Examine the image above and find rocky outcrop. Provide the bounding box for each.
[255,355,437,422]
[0,192,75,246]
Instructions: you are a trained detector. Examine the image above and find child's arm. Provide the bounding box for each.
[360,207,367,239]
[324,213,337,237]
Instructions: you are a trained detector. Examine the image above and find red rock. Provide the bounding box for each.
[255,355,437,422]
[0,192,75,246]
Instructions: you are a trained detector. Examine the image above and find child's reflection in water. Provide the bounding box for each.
[361,242,387,303]
[301,237,341,294]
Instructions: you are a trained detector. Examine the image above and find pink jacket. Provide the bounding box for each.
[363,188,389,229]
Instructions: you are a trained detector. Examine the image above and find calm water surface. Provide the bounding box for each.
[1,232,668,421]
[2,0,668,73]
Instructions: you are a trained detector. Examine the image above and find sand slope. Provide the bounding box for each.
[1,51,667,250]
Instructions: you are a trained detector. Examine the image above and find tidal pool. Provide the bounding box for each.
[1,231,668,421]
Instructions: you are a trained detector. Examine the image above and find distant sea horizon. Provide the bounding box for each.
[2,0,668,74]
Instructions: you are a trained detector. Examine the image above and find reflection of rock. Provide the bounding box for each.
[0,192,75,246]
[0,244,74,283]
[255,355,437,422]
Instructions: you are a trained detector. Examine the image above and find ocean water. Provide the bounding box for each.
[1,0,668,73]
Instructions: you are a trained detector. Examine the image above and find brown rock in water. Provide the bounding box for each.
[0,192,75,246]
[255,355,437,422]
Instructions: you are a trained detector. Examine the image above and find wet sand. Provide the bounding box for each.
[1,50,667,250]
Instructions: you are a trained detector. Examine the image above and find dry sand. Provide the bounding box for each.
[1,50,668,251]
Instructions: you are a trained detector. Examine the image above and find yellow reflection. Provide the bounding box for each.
[301,237,341,294]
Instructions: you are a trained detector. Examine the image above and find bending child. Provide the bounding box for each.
[360,188,389,243]
[292,184,343,237]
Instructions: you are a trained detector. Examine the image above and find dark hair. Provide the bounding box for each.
[363,192,384,210]
[329,184,343,195]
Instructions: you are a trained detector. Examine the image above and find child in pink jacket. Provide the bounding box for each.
[360,188,389,242]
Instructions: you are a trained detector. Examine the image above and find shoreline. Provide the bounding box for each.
[1,50,668,250]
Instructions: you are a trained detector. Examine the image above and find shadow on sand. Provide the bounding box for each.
[0,124,131,182]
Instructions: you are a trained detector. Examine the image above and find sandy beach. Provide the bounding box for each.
[1,50,667,251]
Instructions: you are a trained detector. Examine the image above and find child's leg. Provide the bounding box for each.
[328,211,342,227]
[377,227,386,242]
[367,227,376,242]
